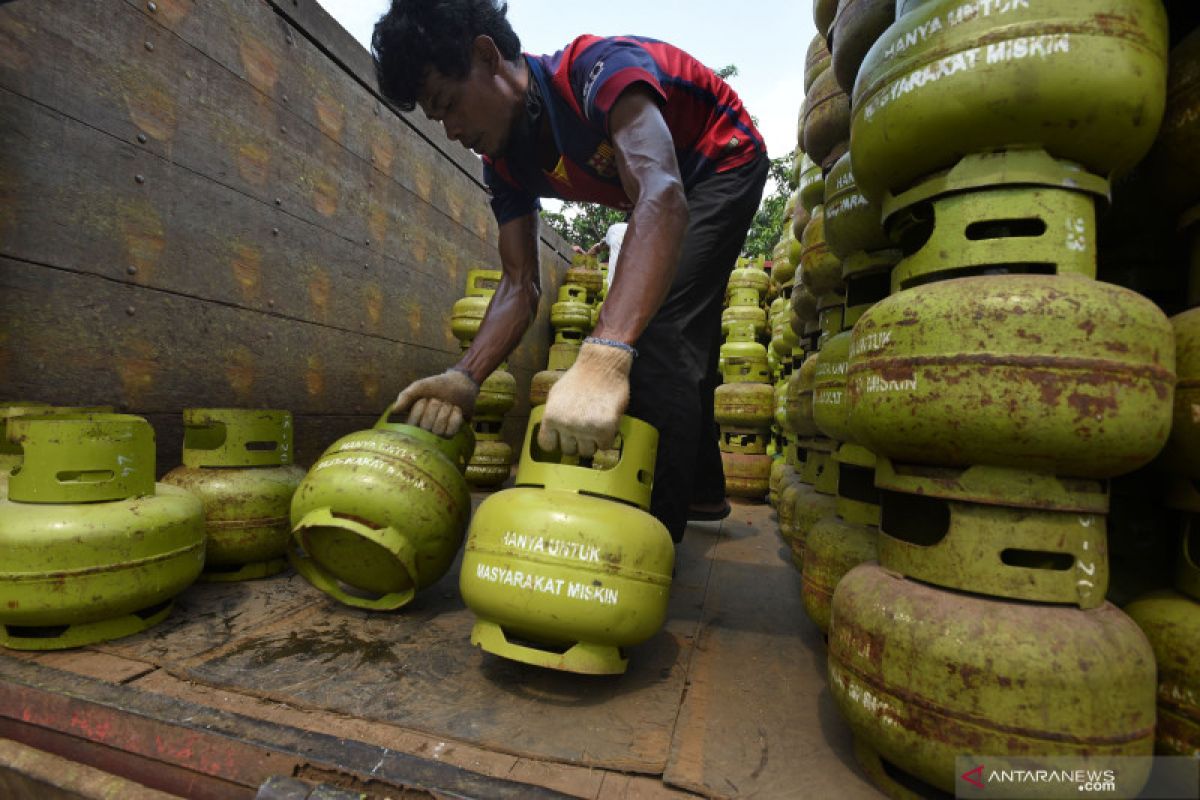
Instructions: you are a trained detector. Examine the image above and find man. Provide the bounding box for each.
[374,0,767,543]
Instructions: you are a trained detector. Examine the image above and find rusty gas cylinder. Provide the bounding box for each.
[824,152,892,260]
[805,34,833,95]
[786,354,822,439]
[829,0,894,96]
[790,280,819,328]
[1152,27,1200,213]
[813,331,852,444]
[565,262,604,303]
[876,460,1111,608]
[162,409,305,582]
[815,0,838,39]
[831,563,1156,796]
[1162,307,1200,479]
[884,150,1109,294]
[791,196,813,244]
[1125,579,1200,756]
[0,415,205,650]
[803,68,851,169]
[798,154,826,215]
[722,450,772,500]
[848,275,1176,478]
[465,426,513,490]
[842,251,897,328]
[450,269,501,347]
[801,206,844,297]
[715,383,775,430]
[801,514,877,634]
[289,414,474,610]
[816,292,845,349]
[852,0,1168,201]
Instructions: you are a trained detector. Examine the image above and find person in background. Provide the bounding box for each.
[375,0,766,541]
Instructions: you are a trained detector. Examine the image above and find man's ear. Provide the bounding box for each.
[473,35,500,74]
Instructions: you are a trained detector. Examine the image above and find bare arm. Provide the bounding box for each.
[591,86,689,345]
[456,210,542,383]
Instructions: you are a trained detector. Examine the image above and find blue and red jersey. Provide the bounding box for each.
[483,35,765,225]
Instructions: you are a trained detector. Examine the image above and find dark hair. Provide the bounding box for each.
[372,0,522,111]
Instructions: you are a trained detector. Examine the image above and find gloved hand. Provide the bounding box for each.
[537,340,633,457]
[391,367,479,437]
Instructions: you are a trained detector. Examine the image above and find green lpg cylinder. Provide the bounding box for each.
[1125,582,1200,755]
[550,284,593,331]
[800,206,844,297]
[715,383,775,430]
[824,153,892,260]
[769,456,792,509]
[289,414,474,610]
[0,415,205,650]
[798,154,825,214]
[792,439,840,563]
[1152,27,1200,213]
[803,67,851,169]
[813,331,852,444]
[816,292,845,349]
[884,150,1109,294]
[801,514,877,635]
[727,261,770,299]
[162,409,304,582]
[842,251,897,328]
[462,407,674,675]
[877,461,1111,608]
[791,281,819,330]
[1162,307,1200,479]
[791,195,812,244]
[848,275,1176,478]
[830,563,1157,797]
[814,0,837,39]
[565,263,604,303]
[805,34,832,94]
[721,300,768,339]
[786,354,821,439]
[852,0,1169,201]
[830,0,894,96]
[722,450,772,500]
[450,269,500,347]
[0,402,49,477]
[466,426,513,489]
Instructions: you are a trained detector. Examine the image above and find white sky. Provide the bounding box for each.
[319,0,815,166]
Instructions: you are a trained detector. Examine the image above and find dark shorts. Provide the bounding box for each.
[626,153,770,542]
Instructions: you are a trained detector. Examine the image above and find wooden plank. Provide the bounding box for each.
[662,505,883,800]
[0,655,568,799]
[0,739,181,800]
[2,651,157,685]
[91,574,322,667]
[172,530,715,774]
[261,0,488,185]
[0,260,540,464]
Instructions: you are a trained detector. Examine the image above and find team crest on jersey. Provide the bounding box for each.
[588,142,617,178]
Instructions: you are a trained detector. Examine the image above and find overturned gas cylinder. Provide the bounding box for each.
[289,412,474,610]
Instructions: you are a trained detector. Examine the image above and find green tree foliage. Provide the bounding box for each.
[538,62,795,259]
[741,153,798,259]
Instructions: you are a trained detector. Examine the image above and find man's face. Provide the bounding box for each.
[417,45,519,159]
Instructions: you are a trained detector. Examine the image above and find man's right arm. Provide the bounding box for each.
[456,210,542,384]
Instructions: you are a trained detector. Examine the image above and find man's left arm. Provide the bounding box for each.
[537,86,688,457]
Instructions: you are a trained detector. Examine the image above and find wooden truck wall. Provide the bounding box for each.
[0,0,571,470]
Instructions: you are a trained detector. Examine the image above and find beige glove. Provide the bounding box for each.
[537,340,633,457]
[391,367,478,437]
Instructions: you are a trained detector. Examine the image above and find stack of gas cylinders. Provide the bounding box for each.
[450,269,517,488]
[717,258,774,498]
[783,0,1198,793]
[530,255,605,409]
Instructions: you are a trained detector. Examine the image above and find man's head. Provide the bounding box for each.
[372,0,527,158]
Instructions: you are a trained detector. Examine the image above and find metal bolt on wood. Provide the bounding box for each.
[147,1,157,11]
[134,174,145,184]
[144,41,154,52]
[136,133,147,144]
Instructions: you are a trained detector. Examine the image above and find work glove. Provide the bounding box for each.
[391,367,478,437]
[537,340,633,457]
